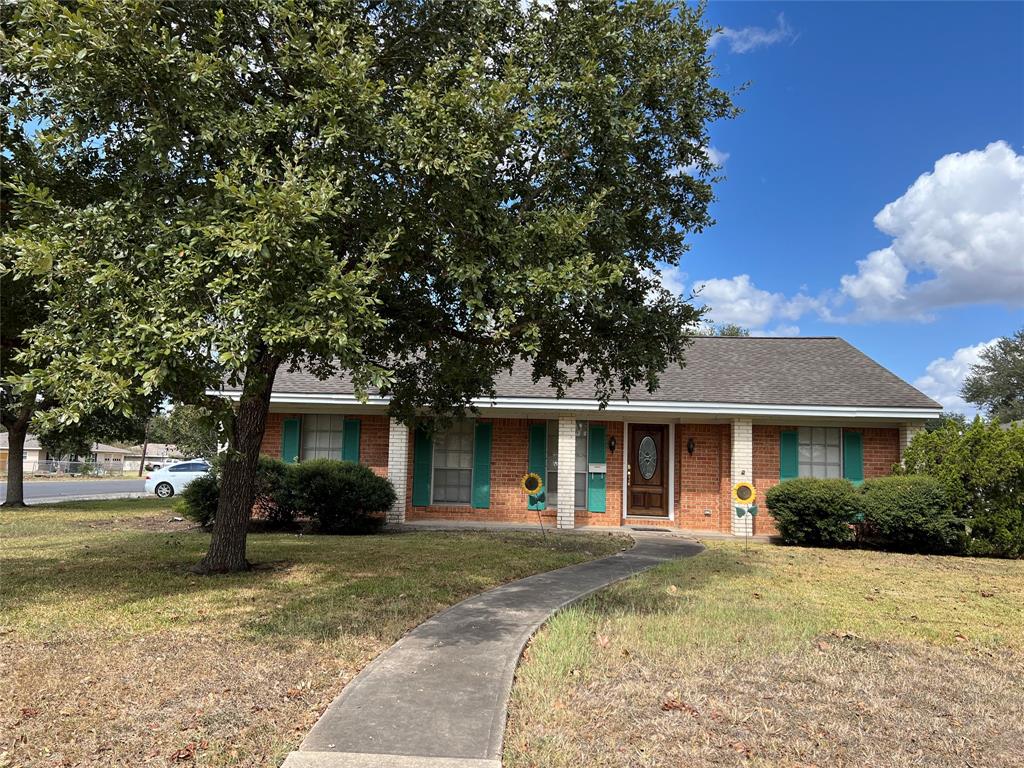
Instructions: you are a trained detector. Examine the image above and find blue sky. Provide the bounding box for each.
[672,1,1023,414]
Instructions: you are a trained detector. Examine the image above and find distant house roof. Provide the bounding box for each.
[0,434,129,454]
[225,337,940,411]
[124,443,185,459]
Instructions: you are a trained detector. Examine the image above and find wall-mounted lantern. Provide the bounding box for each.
[687,437,696,455]
[608,435,617,454]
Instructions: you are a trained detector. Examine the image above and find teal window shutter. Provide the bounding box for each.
[527,423,547,510]
[412,427,433,507]
[843,430,864,485]
[472,423,492,509]
[587,424,606,513]
[342,419,361,462]
[779,430,798,481]
[281,418,301,464]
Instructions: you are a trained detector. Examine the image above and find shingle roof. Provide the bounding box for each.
[262,337,939,410]
[0,434,129,453]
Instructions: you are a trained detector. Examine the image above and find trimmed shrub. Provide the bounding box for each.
[765,478,862,546]
[859,475,964,554]
[251,456,293,526]
[282,459,395,534]
[174,455,293,528]
[176,472,219,527]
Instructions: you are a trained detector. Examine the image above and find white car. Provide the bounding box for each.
[145,459,211,498]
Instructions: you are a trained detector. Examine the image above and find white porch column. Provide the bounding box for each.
[899,421,924,463]
[387,418,409,524]
[730,417,753,536]
[556,416,577,529]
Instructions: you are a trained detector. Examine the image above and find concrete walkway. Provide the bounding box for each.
[283,534,703,768]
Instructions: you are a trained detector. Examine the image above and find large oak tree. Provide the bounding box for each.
[2,0,734,571]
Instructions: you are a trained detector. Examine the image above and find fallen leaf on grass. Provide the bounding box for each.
[170,742,196,761]
[20,707,40,719]
[661,698,699,716]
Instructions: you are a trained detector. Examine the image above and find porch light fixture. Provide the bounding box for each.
[608,436,617,454]
[687,437,696,455]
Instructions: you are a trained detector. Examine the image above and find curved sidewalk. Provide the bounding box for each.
[283,534,703,768]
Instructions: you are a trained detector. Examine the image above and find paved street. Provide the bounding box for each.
[0,478,147,504]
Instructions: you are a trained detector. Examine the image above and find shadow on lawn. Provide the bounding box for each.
[1,523,616,645]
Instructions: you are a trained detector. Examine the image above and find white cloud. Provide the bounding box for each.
[691,274,821,332]
[672,145,729,177]
[839,141,1024,320]
[687,142,1023,330]
[913,338,1000,415]
[711,14,796,54]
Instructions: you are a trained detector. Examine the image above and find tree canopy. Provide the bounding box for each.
[2,0,735,569]
[961,329,1024,424]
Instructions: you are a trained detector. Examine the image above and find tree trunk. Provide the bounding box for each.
[192,354,279,574]
[2,403,33,508]
[138,440,148,477]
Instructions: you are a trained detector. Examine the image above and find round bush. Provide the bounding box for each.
[174,455,292,528]
[176,472,219,527]
[860,475,964,554]
[765,478,862,547]
[283,459,396,534]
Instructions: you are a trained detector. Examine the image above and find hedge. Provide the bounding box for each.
[764,478,862,546]
[859,475,965,554]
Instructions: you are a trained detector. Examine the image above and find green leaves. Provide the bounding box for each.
[4,0,732,428]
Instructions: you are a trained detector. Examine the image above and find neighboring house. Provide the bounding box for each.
[218,337,941,536]
[0,433,129,476]
[123,443,186,472]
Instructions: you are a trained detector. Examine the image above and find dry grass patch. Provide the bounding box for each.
[0,500,624,767]
[506,541,1024,768]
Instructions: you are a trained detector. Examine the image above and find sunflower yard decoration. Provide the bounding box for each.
[521,472,546,538]
[521,472,544,495]
[732,481,758,549]
[732,481,756,505]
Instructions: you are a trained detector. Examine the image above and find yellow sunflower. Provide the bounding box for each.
[732,481,756,505]
[521,472,544,495]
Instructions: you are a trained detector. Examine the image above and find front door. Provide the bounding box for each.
[628,424,668,517]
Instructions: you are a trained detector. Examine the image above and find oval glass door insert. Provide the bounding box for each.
[638,435,657,480]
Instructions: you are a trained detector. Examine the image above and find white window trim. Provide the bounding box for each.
[301,413,345,461]
[796,426,845,479]
[546,420,590,512]
[430,421,475,507]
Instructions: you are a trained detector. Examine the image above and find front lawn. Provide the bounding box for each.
[506,541,1024,768]
[0,500,624,767]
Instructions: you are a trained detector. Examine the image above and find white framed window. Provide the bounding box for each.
[798,427,842,478]
[302,414,344,460]
[432,421,474,505]
[546,421,589,510]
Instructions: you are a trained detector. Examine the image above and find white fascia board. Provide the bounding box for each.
[209,389,941,421]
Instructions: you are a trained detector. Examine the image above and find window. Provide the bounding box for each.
[170,462,207,473]
[546,421,589,509]
[798,427,842,478]
[302,414,344,460]
[432,421,474,504]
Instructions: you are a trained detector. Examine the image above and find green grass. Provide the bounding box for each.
[506,542,1024,768]
[0,499,624,767]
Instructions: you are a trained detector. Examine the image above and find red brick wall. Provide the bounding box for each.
[753,425,900,536]
[260,412,389,477]
[752,425,782,536]
[262,414,901,535]
[407,418,624,525]
[675,423,730,531]
[860,427,901,477]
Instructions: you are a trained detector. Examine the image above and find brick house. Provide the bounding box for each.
[234,337,940,536]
